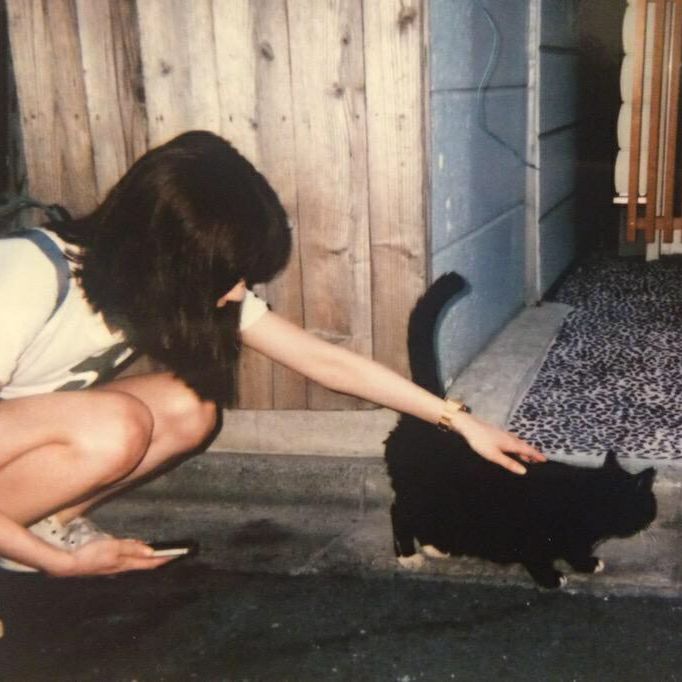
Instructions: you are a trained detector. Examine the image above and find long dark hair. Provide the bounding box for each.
[52,131,291,405]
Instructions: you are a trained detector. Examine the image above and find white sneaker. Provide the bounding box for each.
[62,516,111,549]
[0,515,110,573]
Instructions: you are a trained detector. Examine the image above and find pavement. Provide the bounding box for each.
[3,300,682,680]
[3,563,682,681]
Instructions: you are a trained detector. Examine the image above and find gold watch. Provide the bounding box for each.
[437,398,471,432]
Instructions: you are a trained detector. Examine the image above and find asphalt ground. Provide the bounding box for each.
[1,563,682,682]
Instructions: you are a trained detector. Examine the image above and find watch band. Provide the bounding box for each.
[437,398,471,432]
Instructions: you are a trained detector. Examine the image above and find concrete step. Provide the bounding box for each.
[121,451,391,510]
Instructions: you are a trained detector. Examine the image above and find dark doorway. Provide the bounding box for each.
[576,0,627,254]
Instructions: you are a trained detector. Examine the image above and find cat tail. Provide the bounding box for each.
[407,272,467,396]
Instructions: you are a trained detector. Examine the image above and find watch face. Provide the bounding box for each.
[447,399,469,412]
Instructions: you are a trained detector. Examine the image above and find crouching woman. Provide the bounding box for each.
[0,131,544,576]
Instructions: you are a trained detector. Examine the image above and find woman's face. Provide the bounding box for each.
[216,279,247,307]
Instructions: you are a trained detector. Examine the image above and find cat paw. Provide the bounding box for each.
[540,573,567,589]
[568,556,605,574]
[397,553,425,570]
[525,564,567,589]
[421,544,450,559]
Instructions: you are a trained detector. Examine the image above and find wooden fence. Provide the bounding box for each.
[6,0,427,410]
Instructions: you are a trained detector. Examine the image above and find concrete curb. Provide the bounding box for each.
[123,450,392,510]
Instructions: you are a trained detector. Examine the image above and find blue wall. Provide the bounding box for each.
[430,0,530,381]
[537,0,578,294]
[430,0,578,385]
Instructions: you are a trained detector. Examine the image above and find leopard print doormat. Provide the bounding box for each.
[508,256,682,461]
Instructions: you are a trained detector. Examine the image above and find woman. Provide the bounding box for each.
[0,131,544,576]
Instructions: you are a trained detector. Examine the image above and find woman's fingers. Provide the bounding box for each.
[483,438,546,475]
[504,437,546,463]
[486,451,527,476]
[109,555,174,573]
[459,415,546,474]
[114,539,176,572]
[64,538,178,576]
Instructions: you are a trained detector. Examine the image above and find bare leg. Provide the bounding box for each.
[60,372,217,520]
[0,390,153,525]
[0,372,216,526]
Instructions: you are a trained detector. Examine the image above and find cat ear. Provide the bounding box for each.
[635,467,656,490]
[603,450,621,471]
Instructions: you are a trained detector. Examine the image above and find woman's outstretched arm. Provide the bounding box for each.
[240,311,545,475]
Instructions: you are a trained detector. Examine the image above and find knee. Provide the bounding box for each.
[158,380,218,451]
[73,393,154,485]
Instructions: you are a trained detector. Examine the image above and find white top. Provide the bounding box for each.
[0,229,268,399]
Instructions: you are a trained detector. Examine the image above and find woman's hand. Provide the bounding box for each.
[452,412,546,475]
[47,537,176,577]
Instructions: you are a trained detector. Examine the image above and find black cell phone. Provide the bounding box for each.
[149,540,199,558]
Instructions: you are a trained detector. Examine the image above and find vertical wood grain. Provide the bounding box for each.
[364,0,426,378]
[213,0,306,409]
[211,0,273,408]
[76,0,147,200]
[287,0,373,409]
[6,0,426,410]
[644,0,667,242]
[627,0,648,241]
[662,0,682,242]
[246,2,307,408]
[6,0,97,215]
[137,0,220,146]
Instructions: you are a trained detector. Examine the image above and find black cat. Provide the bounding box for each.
[384,273,657,589]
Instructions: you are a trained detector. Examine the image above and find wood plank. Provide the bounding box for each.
[1,8,27,227]
[644,0,667,242]
[637,215,682,229]
[136,1,304,409]
[627,0,649,241]
[210,0,272,409]
[363,0,427,378]
[137,0,276,407]
[248,2,306,409]
[6,0,97,215]
[75,0,147,200]
[662,0,682,242]
[212,0,306,409]
[136,0,220,146]
[287,0,373,409]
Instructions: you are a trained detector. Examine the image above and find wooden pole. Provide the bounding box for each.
[627,0,649,241]
[662,0,682,242]
[644,0,667,242]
